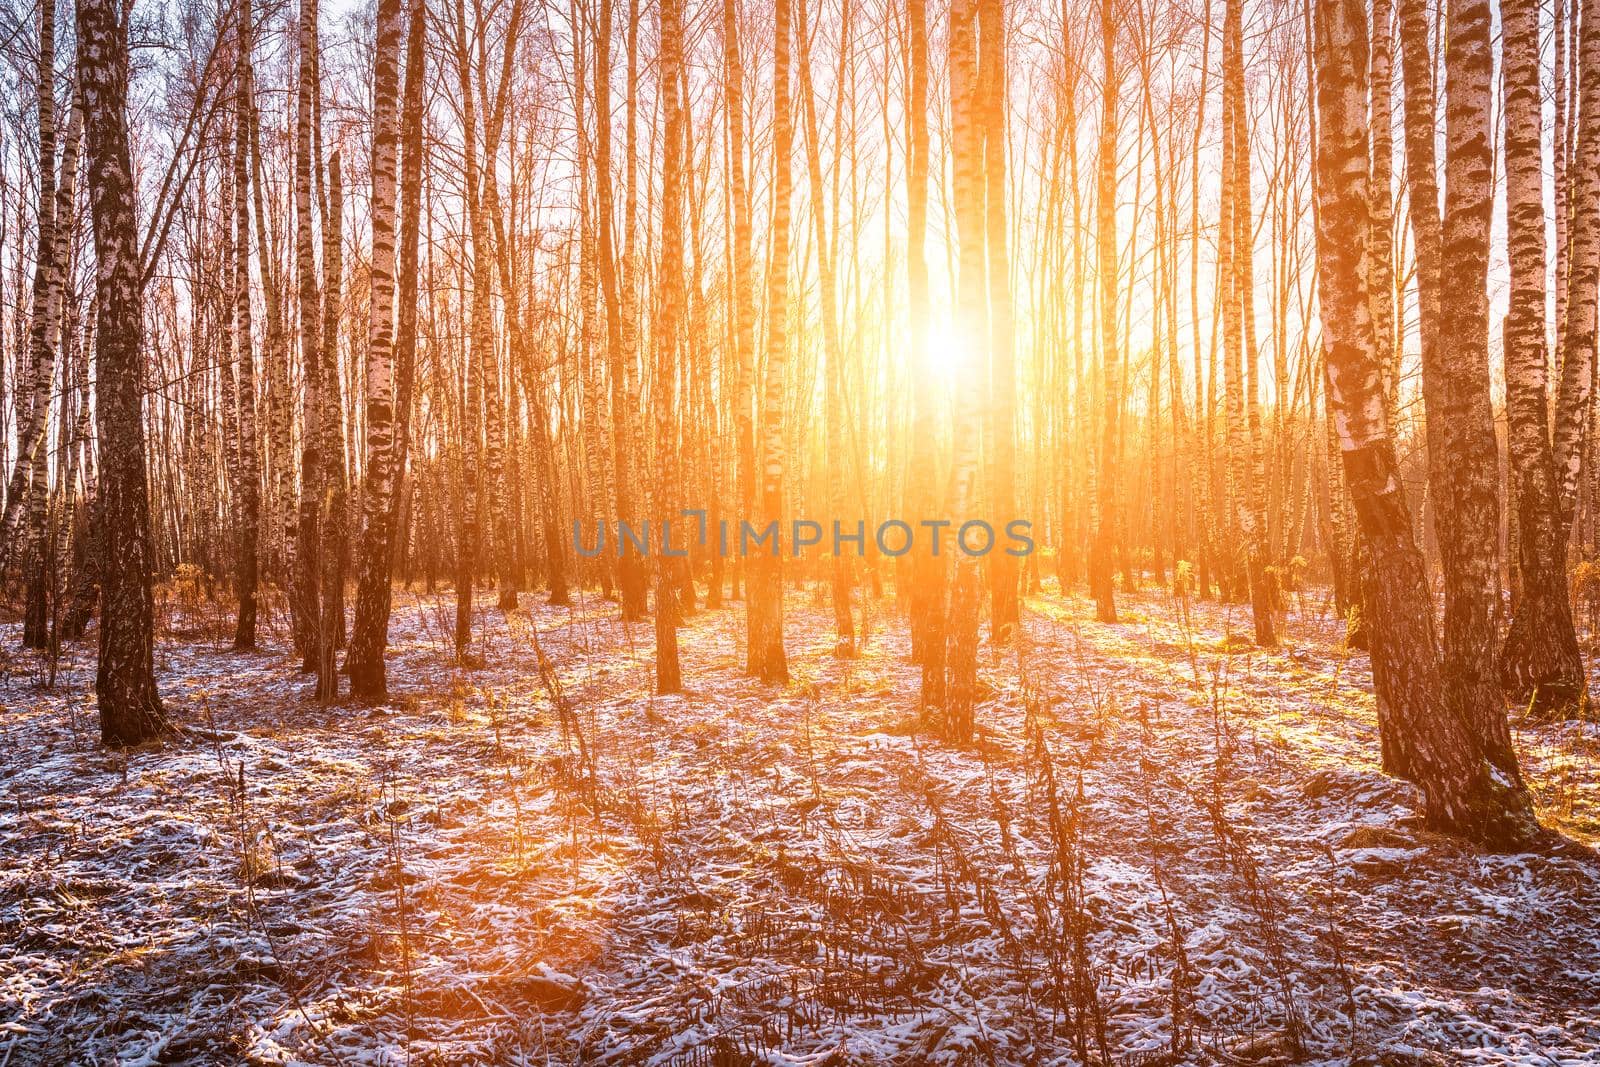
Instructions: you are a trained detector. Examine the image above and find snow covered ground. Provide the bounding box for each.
[1,584,1597,1065]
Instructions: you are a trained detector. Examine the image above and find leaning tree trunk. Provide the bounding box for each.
[77,0,172,745]
[1498,0,1585,716]
[1311,0,1540,847]
[348,0,406,700]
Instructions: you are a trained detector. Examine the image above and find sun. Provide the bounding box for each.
[922,319,965,381]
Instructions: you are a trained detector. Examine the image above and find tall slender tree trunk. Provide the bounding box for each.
[1392,0,1444,776]
[1220,0,1274,646]
[451,0,490,657]
[348,0,406,700]
[1435,0,1518,774]
[1,0,58,566]
[620,0,646,621]
[1219,0,1245,611]
[24,92,82,651]
[1189,0,1213,601]
[389,0,426,583]
[943,0,985,742]
[981,0,1018,642]
[748,0,792,684]
[594,0,647,621]
[723,0,755,609]
[317,152,347,699]
[1089,0,1121,624]
[232,0,261,650]
[13,6,74,652]
[1369,0,1396,407]
[251,71,293,594]
[796,0,855,657]
[905,0,946,708]
[77,0,171,745]
[1556,0,1600,533]
[653,0,687,692]
[572,4,610,600]
[293,0,325,671]
[1498,0,1585,716]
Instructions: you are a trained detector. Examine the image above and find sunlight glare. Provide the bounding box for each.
[924,321,965,382]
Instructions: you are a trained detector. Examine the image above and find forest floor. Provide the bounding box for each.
[2,580,1599,1066]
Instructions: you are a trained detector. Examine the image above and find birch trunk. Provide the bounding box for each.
[653,0,686,692]
[594,0,647,621]
[1089,0,1121,624]
[1228,0,1275,645]
[0,0,58,561]
[77,0,171,745]
[905,0,946,707]
[389,0,426,580]
[22,93,82,649]
[942,0,985,742]
[1555,0,1600,530]
[451,0,489,655]
[317,151,347,700]
[293,0,325,670]
[348,0,406,699]
[251,71,293,591]
[748,0,792,684]
[232,0,261,650]
[1497,0,1585,716]
[723,0,755,610]
[1392,0,1443,776]
[572,5,610,599]
[1437,0,1518,773]
[796,0,856,657]
[981,0,1018,642]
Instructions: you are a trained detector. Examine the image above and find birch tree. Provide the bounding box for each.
[1089,0,1121,624]
[77,0,171,745]
[905,0,946,707]
[748,0,793,684]
[653,0,687,692]
[1497,0,1584,715]
[942,0,986,741]
[348,0,407,700]
[232,0,261,650]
